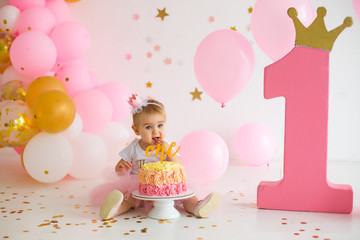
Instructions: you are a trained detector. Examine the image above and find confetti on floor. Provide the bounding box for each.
[1,150,360,239]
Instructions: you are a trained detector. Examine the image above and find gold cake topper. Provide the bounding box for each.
[288,7,353,51]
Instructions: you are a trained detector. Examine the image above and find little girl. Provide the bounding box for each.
[99,94,220,220]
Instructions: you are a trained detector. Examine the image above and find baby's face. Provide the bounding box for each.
[135,112,166,146]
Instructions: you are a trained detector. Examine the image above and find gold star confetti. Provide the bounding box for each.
[208,16,215,23]
[146,82,152,88]
[164,58,172,65]
[230,26,237,31]
[248,7,253,13]
[154,45,161,51]
[190,88,203,101]
[156,8,169,21]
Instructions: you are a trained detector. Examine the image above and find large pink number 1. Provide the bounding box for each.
[257,46,353,213]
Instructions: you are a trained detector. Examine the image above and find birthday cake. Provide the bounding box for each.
[138,161,187,196]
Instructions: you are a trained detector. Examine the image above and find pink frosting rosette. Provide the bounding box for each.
[181,182,187,192]
[139,184,148,195]
[167,184,178,195]
[158,185,168,196]
[145,184,159,196]
[175,182,187,193]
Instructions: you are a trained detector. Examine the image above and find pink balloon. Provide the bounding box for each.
[69,132,108,179]
[234,123,275,166]
[17,6,56,35]
[179,130,229,187]
[51,58,85,72]
[354,0,360,22]
[50,21,90,61]
[9,0,45,11]
[10,31,57,77]
[251,0,316,61]
[55,62,92,96]
[45,0,70,24]
[89,71,102,88]
[73,89,113,133]
[97,82,132,122]
[194,30,255,107]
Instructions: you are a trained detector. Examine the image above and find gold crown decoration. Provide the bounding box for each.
[287,7,353,51]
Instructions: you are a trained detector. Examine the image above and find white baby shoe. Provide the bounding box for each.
[193,192,221,218]
[99,190,123,220]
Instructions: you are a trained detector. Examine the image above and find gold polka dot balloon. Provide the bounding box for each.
[0,100,39,147]
[0,80,27,102]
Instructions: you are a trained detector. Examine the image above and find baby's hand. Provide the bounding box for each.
[115,161,134,173]
[156,139,169,150]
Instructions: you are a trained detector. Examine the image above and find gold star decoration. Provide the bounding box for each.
[164,58,172,65]
[248,7,253,14]
[190,88,203,101]
[230,26,237,31]
[154,45,161,51]
[156,8,169,21]
[146,81,152,88]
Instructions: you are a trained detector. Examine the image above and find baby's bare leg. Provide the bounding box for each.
[115,200,134,216]
[182,196,199,214]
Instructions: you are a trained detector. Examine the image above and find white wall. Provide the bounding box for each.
[2,0,360,163]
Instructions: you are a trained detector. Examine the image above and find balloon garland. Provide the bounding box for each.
[0,0,132,183]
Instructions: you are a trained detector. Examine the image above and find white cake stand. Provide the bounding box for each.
[132,189,195,220]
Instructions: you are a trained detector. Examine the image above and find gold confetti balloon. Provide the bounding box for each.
[0,100,39,147]
[0,80,27,102]
[0,33,14,73]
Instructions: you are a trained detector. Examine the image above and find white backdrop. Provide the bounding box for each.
[1,0,360,163]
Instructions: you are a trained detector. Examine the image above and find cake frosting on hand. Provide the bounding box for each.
[138,161,187,196]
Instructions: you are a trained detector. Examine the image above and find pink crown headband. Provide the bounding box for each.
[128,94,161,115]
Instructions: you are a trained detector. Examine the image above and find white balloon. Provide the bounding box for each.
[98,122,132,163]
[0,5,20,35]
[62,113,83,139]
[69,132,107,179]
[23,132,73,183]
[1,66,33,86]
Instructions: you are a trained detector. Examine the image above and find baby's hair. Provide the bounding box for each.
[132,99,165,127]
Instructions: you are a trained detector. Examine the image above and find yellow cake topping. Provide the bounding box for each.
[142,161,182,171]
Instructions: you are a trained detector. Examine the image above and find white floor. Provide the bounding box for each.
[1,148,360,240]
